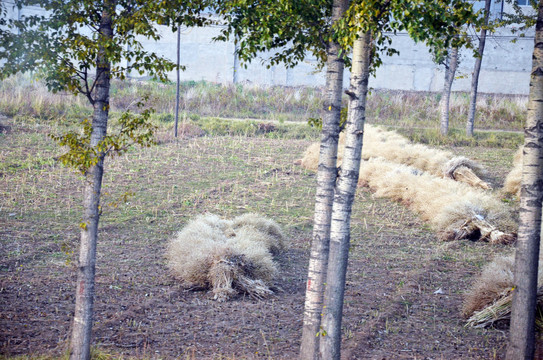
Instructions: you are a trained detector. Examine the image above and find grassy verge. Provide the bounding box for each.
[0,75,527,134]
[395,126,524,149]
[367,90,526,132]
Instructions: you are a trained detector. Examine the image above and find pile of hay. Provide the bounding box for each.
[503,146,523,198]
[463,254,543,328]
[357,158,516,244]
[167,213,285,301]
[300,125,491,189]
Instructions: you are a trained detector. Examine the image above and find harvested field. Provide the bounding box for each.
[0,115,529,359]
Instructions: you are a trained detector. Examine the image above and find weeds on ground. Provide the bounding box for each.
[0,75,527,133]
[367,90,526,132]
[0,74,89,123]
[0,74,323,123]
[395,127,523,149]
[0,346,140,360]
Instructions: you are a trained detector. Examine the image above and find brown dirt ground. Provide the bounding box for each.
[0,118,535,359]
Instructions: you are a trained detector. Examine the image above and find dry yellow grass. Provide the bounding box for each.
[166,213,284,301]
[503,146,523,197]
[299,125,490,189]
[463,253,543,327]
[463,255,515,318]
[300,142,321,171]
[358,158,516,244]
[231,213,285,254]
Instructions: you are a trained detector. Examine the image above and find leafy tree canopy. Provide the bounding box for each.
[499,0,538,37]
[0,0,209,101]
[0,0,210,173]
[214,0,481,71]
[215,0,332,68]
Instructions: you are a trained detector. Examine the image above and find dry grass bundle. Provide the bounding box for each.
[300,142,320,171]
[503,146,523,197]
[442,157,491,190]
[362,126,451,176]
[358,158,516,244]
[463,255,515,319]
[463,254,543,328]
[299,125,490,189]
[231,213,285,254]
[166,213,285,301]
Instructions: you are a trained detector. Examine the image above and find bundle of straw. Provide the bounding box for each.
[464,254,543,328]
[299,125,491,189]
[465,291,514,328]
[167,213,285,301]
[503,146,523,198]
[358,158,516,244]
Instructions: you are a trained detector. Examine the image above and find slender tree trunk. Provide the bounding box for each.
[174,24,181,138]
[466,0,491,137]
[319,30,372,360]
[233,38,239,84]
[125,32,131,79]
[69,4,113,359]
[440,47,458,136]
[506,2,543,359]
[300,0,348,358]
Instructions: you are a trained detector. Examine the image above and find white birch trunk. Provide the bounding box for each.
[440,47,458,136]
[174,25,181,138]
[466,0,491,137]
[506,2,543,358]
[300,0,348,358]
[319,30,372,360]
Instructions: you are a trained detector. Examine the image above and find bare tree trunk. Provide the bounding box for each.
[233,38,240,84]
[440,47,458,136]
[69,4,113,359]
[300,0,348,358]
[319,30,372,360]
[174,25,181,138]
[506,2,543,359]
[466,0,491,137]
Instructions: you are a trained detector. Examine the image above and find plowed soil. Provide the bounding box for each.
[0,117,528,359]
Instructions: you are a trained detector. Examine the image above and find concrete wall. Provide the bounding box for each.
[144,23,533,95]
[143,23,327,87]
[3,1,535,95]
[370,29,533,95]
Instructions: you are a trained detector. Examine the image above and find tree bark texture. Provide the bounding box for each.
[69,4,113,359]
[233,38,240,84]
[440,47,458,136]
[174,25,181,138]
[300,0,348,358]
[466,0,491,137]
[506,2,543,359]
[319,30,372,360]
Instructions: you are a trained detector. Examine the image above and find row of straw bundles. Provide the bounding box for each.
[167,213,285,301]
[503,146,523,197]
[300,125,491,189]
[357,158,516,244]
[463,254,543,328]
